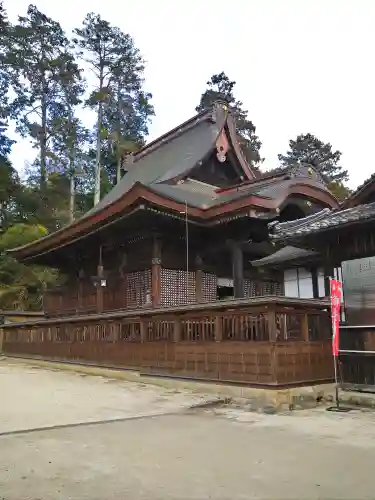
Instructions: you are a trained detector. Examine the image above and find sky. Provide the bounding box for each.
[5,0,375,190]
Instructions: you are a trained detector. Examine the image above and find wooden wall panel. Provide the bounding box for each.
[3,299,333,387]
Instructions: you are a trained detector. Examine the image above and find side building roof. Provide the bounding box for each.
[342,172,375,208]
[251,245,319,268]
[8,102,339,263]
[270,202,375,242]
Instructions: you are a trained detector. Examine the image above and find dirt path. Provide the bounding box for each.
[1,359,375,499]
[0,360,212,434]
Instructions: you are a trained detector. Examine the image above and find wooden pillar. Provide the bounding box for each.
[301,313,309,341]
[151,237,162,307]
[77,269,84,313]
[267,309,277,342]
[215,315,223,341]
[230,242,244,299]
[140,319,147,342]
[174,317,182,342]
[311,267,319,299]
[195,255,203,303]
[119,253,128,309]
[96,246,104,314]
[324,265,334,297]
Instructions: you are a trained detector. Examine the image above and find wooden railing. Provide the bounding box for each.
[338,325,375,390]
[1,297,333,387]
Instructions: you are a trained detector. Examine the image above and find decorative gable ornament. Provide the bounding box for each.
[217,152,226,163]
[215,129,229,163]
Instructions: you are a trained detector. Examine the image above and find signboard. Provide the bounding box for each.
[341,257,375,326]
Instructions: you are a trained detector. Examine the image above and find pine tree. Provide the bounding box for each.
[48,52,88,222]
[278,133,348,183]
[278,133,350,200]
[196,72,262,168]
[104,68,153,183]
[73,13,153,202]
[6,6,72,190]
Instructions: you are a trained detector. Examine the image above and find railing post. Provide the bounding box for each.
[174,316,182,342]
[301,313,309,341]
[215,314,223,341]
[140,319,147,343]
[266,308,277,342]
[230,242,245,299]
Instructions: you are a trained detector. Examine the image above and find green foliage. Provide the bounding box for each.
[0,223,47,250]
[278,133,350,200]
[0,223,58,311]
[278,133,349,184]
[73,13,154,197]
[5,5,73,188]
[327,181,351,202]
[196,72,262,169]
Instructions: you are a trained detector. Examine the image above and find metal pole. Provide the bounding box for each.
[328,275,340,408]
[325,276,351,413]
[333,353,339,408]
[185,201,189,303]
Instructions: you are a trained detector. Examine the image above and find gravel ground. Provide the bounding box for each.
[1,360,375,499]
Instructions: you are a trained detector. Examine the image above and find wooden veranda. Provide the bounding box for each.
[0,297,333,388]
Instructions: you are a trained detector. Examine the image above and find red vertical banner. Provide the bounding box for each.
[330,279,342,357]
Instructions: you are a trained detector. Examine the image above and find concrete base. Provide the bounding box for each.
[4,355,340,413]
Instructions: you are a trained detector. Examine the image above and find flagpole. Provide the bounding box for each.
[330,276,340,408]
[326,275,350,413]
[333,345,340,409]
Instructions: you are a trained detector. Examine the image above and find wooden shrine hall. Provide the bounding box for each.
[269,173,375,390]
[1,101,339,387]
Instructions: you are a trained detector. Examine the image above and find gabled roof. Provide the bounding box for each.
[8,103,339,262]
[251,245,318,268]
[85,101,255,216]
[270,202,375,241]
[343,172,375,208]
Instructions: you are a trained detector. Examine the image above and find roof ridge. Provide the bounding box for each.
[343,172,375,207]
[269,207,332,232]
[270,200,375,240]
[132,102,229,164]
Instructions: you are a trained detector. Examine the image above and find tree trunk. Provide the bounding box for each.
[69,172,75,223]
[40,94,47,189]
[116,151,122,185]
[68,105,75,223]
[94,69,104,206]
[115,85,122,184]
[94,101,102,205]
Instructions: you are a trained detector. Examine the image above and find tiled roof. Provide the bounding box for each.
[251,246,318,267]
[270,202,375,240]
[84,107,227,214]
[342,172,375,207]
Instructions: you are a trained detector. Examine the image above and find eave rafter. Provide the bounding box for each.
[9,176,339,262]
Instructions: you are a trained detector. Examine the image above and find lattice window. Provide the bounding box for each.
[160,269,196,306]
[202,273,217,302]
[125,270,151,309]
